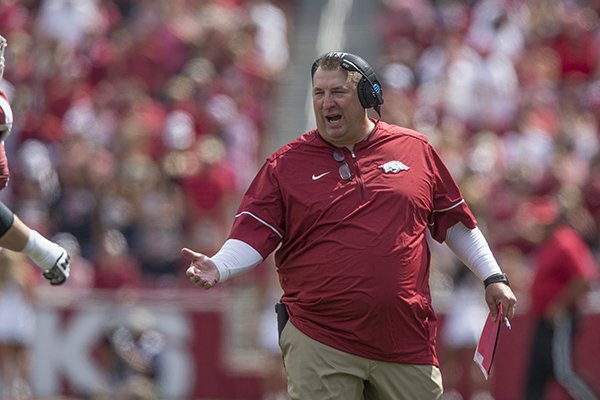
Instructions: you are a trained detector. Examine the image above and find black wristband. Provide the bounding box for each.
[483,273,510,288]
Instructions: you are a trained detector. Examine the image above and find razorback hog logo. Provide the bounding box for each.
[379,160,409,173]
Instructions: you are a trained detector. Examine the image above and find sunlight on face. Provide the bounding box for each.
[312,68,371,148]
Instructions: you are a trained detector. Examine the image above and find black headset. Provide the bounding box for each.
[311,51,384,116]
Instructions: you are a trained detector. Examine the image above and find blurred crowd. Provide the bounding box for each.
[1,0,597,297]
[2,0,596,296]
[0,0,291,289]
[375,0,600,298]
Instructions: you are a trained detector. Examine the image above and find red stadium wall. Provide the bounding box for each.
[491,313,600,400]
[31,289,265,399]
[31,289,600,399]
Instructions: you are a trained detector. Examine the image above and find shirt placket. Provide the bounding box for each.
[350,149,366,203]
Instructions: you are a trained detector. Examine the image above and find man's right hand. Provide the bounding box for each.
[182,248,220,290]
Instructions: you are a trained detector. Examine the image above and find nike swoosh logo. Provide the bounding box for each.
[312,171,331,180]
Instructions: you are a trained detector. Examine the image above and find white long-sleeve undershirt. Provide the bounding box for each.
[211,223,503,283]
[211,239,263,282]
[444,223,503,281]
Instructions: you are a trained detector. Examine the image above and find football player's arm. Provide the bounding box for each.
[0,142,8,190]
[0,89,13,189]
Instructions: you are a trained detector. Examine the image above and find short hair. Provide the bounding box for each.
[312,53,361,88]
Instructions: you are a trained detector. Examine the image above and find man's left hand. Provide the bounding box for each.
[485,283,517,322]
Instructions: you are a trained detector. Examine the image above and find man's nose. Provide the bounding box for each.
[322,93,336,108]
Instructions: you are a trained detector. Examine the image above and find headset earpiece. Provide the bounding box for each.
[357,78,376,109]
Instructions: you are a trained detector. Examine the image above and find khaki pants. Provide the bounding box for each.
[279,321,443,400]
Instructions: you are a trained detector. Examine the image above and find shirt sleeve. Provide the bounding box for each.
[228,159,284,259]
[427,145,477,243]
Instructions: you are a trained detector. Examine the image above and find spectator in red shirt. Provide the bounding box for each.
[182,51,516,399]
[92,229,142,290]
[522,196,599,400]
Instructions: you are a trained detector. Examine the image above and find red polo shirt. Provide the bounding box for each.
[229,120,477,366]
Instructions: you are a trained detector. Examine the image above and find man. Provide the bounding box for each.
[182,51,516,399]
[522,197,598,400]
[0,34,70,285]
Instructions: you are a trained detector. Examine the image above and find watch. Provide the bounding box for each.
[483,273,510,288]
